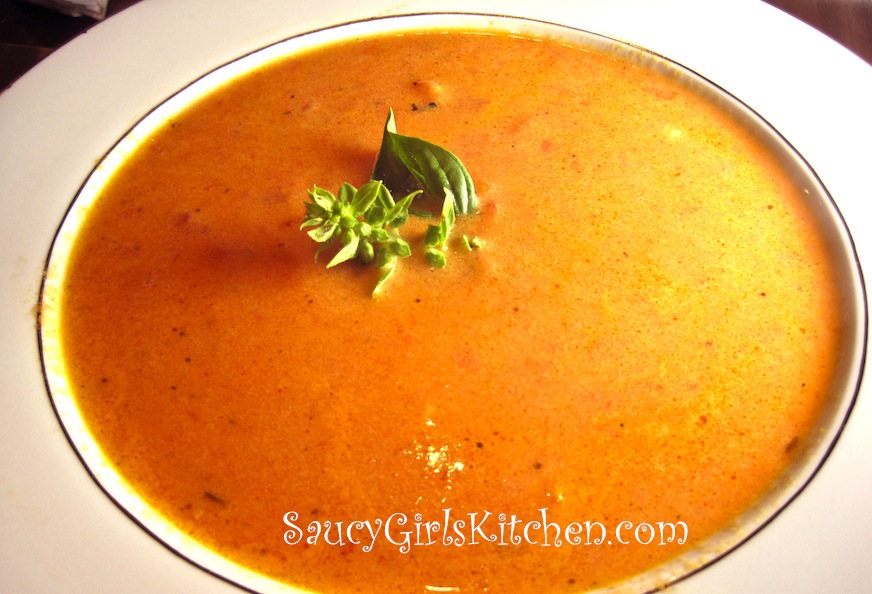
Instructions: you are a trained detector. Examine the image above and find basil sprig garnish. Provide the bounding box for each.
[301,110,480,295]
[301,180,420,295]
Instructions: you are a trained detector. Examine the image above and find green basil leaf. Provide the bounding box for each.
[307,219,338,243]
[327,229,360,268]
[373,253,397,295]
[376,180,395,210]
[337,182,356,205]
[372,109,477,214]
[351,180,381,216]
[300,217,324,230]
[424,224,442,248]
[366,205,387,227]
[424,193,455,248]
[358,239,375,263]
[309,186,336,212]
[371,227,391,243]
[385,190,420,227]
[389,237,411,258]
[425,248,447,268]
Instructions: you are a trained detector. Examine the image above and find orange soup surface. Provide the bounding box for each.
[55,29,842,593]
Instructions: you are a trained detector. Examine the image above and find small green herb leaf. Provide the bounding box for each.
[307,218,338,243]
[461,234,484,251]
[310,186,335,212]
[424,191,456,248]
[350,181,380,216]
[358,239,375,263]
[425,248,447,269]
[385,190,419,227]
[372,109,477,214]
[327,228,360,268]
[422,191,458,267]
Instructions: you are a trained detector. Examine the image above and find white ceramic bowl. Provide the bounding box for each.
[37,13,867,594]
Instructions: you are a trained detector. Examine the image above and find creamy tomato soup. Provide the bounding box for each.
[46,25,843,593]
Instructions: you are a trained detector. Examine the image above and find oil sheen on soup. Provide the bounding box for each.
[55,29,842,593]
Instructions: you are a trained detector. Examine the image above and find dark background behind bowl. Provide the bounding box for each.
[0,0,870,91]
